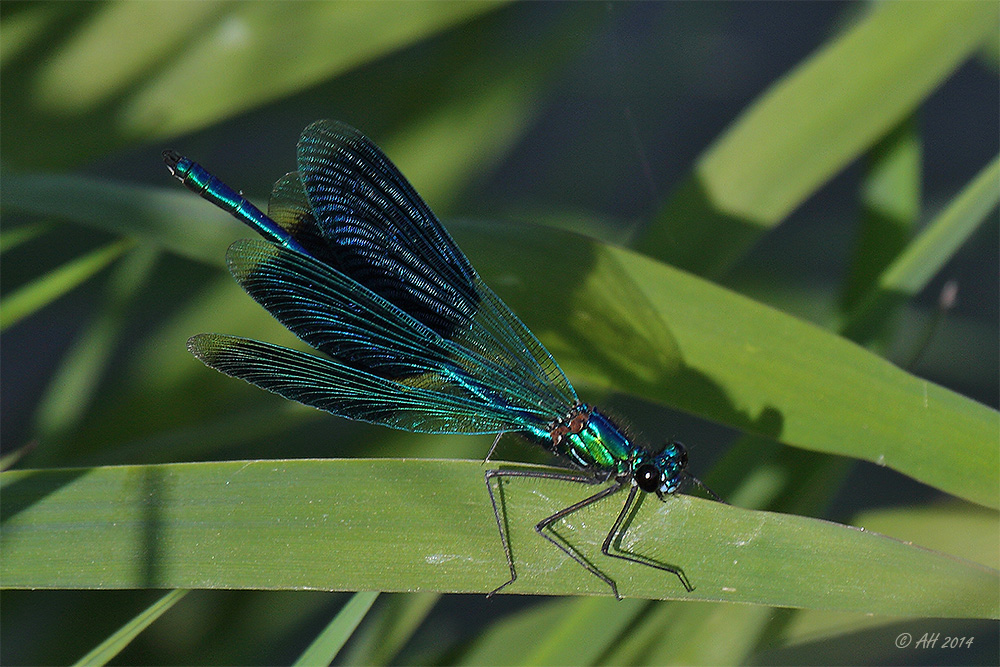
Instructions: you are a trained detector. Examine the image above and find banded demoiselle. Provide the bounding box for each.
[164,120,717,599]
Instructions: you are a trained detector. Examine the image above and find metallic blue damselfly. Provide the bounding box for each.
[164,120,718,599]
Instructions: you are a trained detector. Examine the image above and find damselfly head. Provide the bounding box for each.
[660,440,688,469]
[654,441,723,502]
[633,440,688,497]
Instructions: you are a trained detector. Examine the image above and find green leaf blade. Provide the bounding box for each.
[2,460,996,618]
[701,2,995,224]
[292,591,379,667]
[1,239,132,331]
[641,0,999,274]
[460,224,1000,509]
[73,589,188,667]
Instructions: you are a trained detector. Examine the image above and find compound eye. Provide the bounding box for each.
[667,441,688,468]
[635,464,661,493]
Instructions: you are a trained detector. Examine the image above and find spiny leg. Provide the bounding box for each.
[602,486,694,592]
[484,468,609,597]
[534,480,627,599]
[482,432,504,465]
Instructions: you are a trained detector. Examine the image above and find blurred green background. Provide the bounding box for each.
[2,1,997,665]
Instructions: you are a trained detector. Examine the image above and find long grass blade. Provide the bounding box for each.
[72,589,188,666]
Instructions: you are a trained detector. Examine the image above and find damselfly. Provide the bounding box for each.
[164,120,717,599]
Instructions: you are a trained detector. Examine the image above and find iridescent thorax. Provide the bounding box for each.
[546,403,687,496]
[549,403,634,473]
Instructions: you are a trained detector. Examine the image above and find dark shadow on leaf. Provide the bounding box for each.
[1,467,89,527]
[638,173,770,279]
